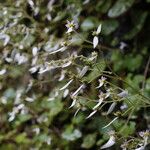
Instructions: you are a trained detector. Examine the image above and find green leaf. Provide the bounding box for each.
[62,125,82,141]
[96,0,112,13]
[102,20,119,35]
[81,18,96,31]
[108,0,135,18]
[81,133,97,149]
[124,12,148,40]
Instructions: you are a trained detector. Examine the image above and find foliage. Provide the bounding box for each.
[0,0,150,149]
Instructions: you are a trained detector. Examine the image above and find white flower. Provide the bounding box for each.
[139,130,149,147]
[96,76,106,88]
[101,131,115,149]
[33,128,40,135]
[14,53,28,65]
[92,24,102,49]
[65,20,77,33]
[93,91,108,110]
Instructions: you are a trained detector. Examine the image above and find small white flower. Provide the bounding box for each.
[93,92,106,110]
[119,42,127,50]
[101,131,115,149]
[14,53,28,65]
[96,76,106,88]
[92,24,102,49]
[33,128,40,135]
[65,20,77,33]
[29,66,39,74]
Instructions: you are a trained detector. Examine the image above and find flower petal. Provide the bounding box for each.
[96,24,102,35]
[101,136,115,149]
[93,36,99,48]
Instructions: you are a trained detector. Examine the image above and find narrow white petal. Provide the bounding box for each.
[93,36,99,49]
[58,72,65,81]
[60,79,73,91]
[96,24,102,34]
[49,47,66,54]
[62,61,72,68]
[69,98,77,108]
[74,108,80,117]
[63,89,69,98]
[101,136,115,149]
[117,90,128,98]
[79,66,89,78]
[106,102,117,115]
[135,146,145,150]
[71,84,84,97]
[102,117,118,129]
[86,110,97,119]
[93,98,103,110]
[32,47,38,56]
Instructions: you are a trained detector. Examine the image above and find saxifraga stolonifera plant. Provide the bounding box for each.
[0,1,149,149]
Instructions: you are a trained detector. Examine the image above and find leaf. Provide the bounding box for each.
[81,17,98,31]
[81,133,97,149]
[108,0,135,18]
[93,36,99,48]
[124,11,148,40]
[81,18,95,31]
[102,20,119,35]
[62,125,82,141]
